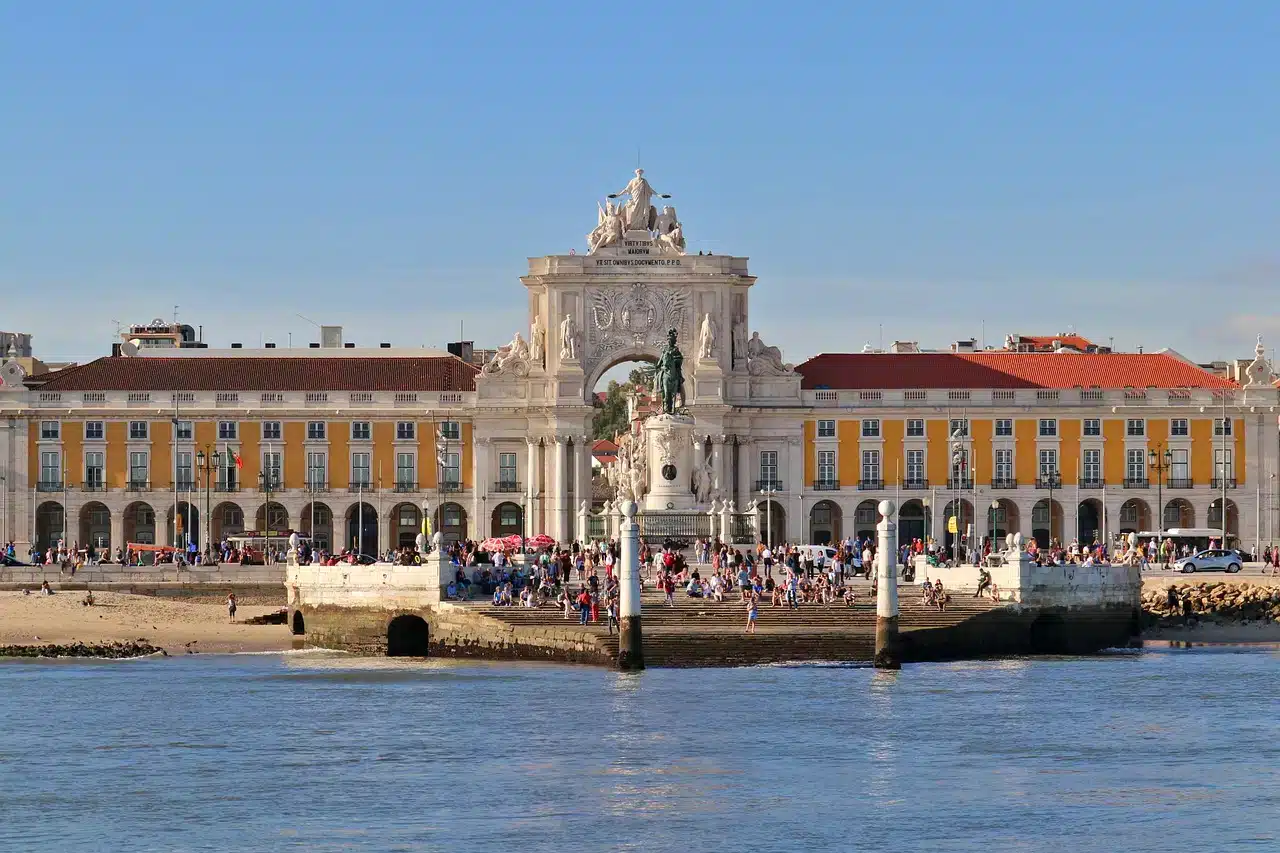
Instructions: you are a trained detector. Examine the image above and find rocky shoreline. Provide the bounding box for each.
[1142,582,1280,630]
[0,640,166,659]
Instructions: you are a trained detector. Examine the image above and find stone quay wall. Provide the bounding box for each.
[912,554,1142,609]
[1142,582,1280,626]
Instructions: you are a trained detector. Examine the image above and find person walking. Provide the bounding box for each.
[745,590,758,634]
[226,593,238,623]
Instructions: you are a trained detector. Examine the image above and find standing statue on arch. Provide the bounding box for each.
[654,327,685,415]
[609,168,670,232]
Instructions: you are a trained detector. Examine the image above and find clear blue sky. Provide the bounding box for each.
[3,1,1277,370]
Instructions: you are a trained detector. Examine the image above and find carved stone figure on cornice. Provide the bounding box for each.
[698,312,717,360]
[746,331,794,376]
[1245,335,1273,387]
[481,333,532,377]
[530,315,546,368]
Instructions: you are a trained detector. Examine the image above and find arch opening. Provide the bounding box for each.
[808,500,842,545]
[387,614,430,657]
[291,610,306,636]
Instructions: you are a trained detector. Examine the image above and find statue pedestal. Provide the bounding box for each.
[555,358,584,402]
[691,359,724,404]
[643,414,696,512]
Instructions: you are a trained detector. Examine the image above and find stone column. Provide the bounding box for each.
[110,511,124,557]
[712,435,727,500]
[617,500,644,671]
[574,434,590,541]
[874,499,901,669]
[553,436,568,544]
[787,436,804,540]
[525,438,539,539]
[473,437,489,540]
[737,437,754,509]
[611,501,623,541]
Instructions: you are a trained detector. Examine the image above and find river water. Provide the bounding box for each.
[1,646,1277,853]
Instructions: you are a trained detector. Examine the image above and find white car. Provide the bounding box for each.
[1174,549,1242,574]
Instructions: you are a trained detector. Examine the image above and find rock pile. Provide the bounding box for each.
[0,640,165,659]
[1142,582,1280,626]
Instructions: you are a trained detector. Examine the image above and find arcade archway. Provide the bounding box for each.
[345,502,378,556]
[491,502,524,537]
[79,501,111,551]
[808,500,842,545]
[35,501,64,551]
[434,502,467,544]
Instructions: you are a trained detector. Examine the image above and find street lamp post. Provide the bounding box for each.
[760,486,777,549]
[990,499,999,556]
[1045,465,1061,549]
[1148,443,1173,561]
[194,447,221,565]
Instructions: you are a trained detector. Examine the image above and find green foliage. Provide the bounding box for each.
[592,379,632,440]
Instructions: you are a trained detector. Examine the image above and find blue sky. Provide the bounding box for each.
[2,1,1277,370]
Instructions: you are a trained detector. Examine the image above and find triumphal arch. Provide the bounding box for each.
[471,169,803,544]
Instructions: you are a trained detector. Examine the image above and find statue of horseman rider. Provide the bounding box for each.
[654,328,685,415]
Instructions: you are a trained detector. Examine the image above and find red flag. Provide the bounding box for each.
[226,445,243,469]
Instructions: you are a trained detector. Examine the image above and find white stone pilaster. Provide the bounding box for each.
[712,434,727,500]
[553,436,568,544]
[525,438,539,538]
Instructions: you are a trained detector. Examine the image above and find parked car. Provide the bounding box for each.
[1174,549,1242,574]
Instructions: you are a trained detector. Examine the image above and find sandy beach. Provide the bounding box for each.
[0,591,294,655]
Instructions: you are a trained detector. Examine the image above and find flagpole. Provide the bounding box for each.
[173,391,180,553]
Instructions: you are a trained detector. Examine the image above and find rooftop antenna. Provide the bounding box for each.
[879,324,883,352]
[981,319,985,350]
[296,313,321,328]
[173,305,179,325]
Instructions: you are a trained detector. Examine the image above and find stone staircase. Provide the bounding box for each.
[464,590,1005,667]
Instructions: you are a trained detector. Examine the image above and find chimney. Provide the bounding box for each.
[320,325,343,348]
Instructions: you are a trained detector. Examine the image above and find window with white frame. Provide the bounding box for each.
[816,419,835,438]
[861,449,881,484]
[498,452,517,486]
[949,418,969,438]
[1214,418,1232,436]
[129,421,149,440]
[1170,449,1188,482]
[222,506,243,528]
[220,453,238,489]
[218,421,238,440]
[1214,448,1234,481]
[759,450,778,484]
[85,452,104,489]
[1170,419,1189,437]
[85,421,104,440]
[817,450,835,483]
[129,451,149,485]
[861,419,880,438]
[1039,449,1058,481]
[906,449,924,483]
[994,419,1013,437]
[1038,418,1057,437]
[351,421,372,441]
[855,504,877,525]
[1126,418,1145,437]
[262,421,282,441]
[439,420,461,441]
[1126,449,1146,482]
[1033,502,1050,525]
[441,452,460,485]
[1083,449,1101,483]
[351,452,371,487]
[40,421,60,440]
[40,451,61,484]
[305,421,325,440]
[396,421,416,440]
[396,452,415,486]
[906,419,925,437]
[995,449,1013,482]
[176,451,193,487]
[306,452,327,488]
[1120,502,1138,524]
[262,451,282,489]
[174,420,193,440]
[1083,418,1101,437]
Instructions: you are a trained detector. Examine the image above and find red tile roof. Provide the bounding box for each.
[1008,333,1096,352]
[796,352,1238,390]
[34,356,479,392]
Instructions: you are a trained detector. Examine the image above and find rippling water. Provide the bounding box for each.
[1,647,1278,852]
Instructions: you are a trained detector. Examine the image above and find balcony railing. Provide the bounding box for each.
[1036,477,1062,490]
[393,481,418,493]
[1167,478,1194,489]
[857,479,882,491]
[1124,478,1150,489]
[813,479,841,491]
[214,483,240,493]
[755,479,784,492]
[989,478,1018,490]
[126,481,151,492]
[438,480,463,493]
[901,478,928,490]
[348,481,375,492]
[492,481,523,493]
[305,481,329,493]
[1211,478,1237,489]
[175,481,197,493]
[36,480,63,492]
[81,481,107,492]
[947,478,973,490]
[1079,478,1104,489]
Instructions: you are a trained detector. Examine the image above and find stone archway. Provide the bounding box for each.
[942,498,975,553]
[899,499,926,546]
[163,502,200,549]
[434,502,467,544]
[1164,498,1195,530]
[212,501,244,544]
[491,501,524,537]
[758,500,786,546]
[1208,498,1239,540]
[808,500,842,545]
[122,501,156,545]
[79,501,111,551]
[854,500,879,540]
[390,502,421,550]
[387,614,429,657]
[35,501,65,551]
[255,502,289,534]
[1077,499,1103,544]
[291,610,306,636]
[986,498,1019,544]
[345,502,378,556]
[1118,498,1151,534]
[299,502,333,551]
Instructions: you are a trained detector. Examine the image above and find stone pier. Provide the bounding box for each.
[873,499,901,669]
[617,500,644,671]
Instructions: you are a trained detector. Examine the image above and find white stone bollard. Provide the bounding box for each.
[874,499,901,669]
[617,500,644,670]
